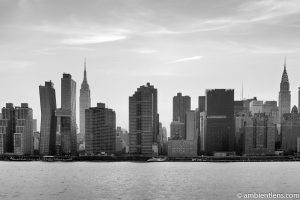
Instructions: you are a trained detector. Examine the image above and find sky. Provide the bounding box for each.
[1,0,300,135]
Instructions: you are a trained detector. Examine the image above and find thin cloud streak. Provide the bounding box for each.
[61,34,128,45]
[169,56,203,64]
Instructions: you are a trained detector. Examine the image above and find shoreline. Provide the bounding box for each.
[1,155,300,162]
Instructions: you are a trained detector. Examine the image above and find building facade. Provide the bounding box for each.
[173,93,191,123]
[278,60,291,123]
[186,110,197,141]
[167,139,197,157]
[281,112,300,154]
[39,81,57,155]
[170,121,185,139]
[0,103,15,153]
[56,73,77,155]
[243,114,275,155]
[85,103,116,155]
[129,83,159,154]
[79,60,91,148]
[205,89,235,154]
[0,103,33,155]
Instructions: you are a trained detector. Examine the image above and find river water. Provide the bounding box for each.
[0,161,299,200]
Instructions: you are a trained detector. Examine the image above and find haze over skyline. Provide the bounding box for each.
[1,0,300,134]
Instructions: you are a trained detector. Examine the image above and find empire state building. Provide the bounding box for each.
[278,59,291,123]
[79,59,91,147]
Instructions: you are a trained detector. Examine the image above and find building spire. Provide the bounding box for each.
[83,58,87,82]
[281,57,289,83]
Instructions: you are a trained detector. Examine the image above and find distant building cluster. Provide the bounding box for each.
[0,59,299,157]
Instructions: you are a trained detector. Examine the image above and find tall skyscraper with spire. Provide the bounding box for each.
[79,59,91,147]
[278,58,291,123]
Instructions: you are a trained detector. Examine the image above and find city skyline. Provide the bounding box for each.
[2,0,300,135]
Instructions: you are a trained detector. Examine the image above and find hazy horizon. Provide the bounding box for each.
[1,0,300,135]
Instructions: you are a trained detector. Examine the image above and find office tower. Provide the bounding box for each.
[168,110,198,157]
[33,131,40,154]
[39,81,57,155]
[278,59,291,123]
[32,119,37,132]
[243,113,275,155]
[198,96,205,112]
[0,103,15,153]
[281,108,300,154]
[186,110,197,141]
[197,96,206,154]
[14,103,33,155]
[56,73,77,155]
[234,101,244,115]
[298,88,300,113]
[79,59,91,146]
[173,93,191,123]
[205,89,235,154]
[170,121,185,139]
[129,83,159,154]
[85,103,116,155]
[199,112,206,152]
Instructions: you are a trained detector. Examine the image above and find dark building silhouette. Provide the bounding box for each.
[0,103,15,153]
[129,83,159,154]
[278,59,291,123]
[198,96,205,113]
[56,73,77,155]
[173,93,191,123]
[0,103,33,155]
[79,59,91,148]
[205,89,235,154]
[85,103,116,155]
[39,81,57,155]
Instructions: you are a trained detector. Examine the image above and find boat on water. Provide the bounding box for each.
[147,157,167,162]
[9,157,32,161]
[42,156,73,162]
[42,156,55,162]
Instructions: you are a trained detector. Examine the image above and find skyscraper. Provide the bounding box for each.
[0,103,15,153]
[205,89,235,154]
[39,81,57,155]
[278,59,291,123]
[186,110,197,141]
[14,103,33,155]
[85,103,116,155]
[298,87,300,114]
[171,93,191,140]
[0,103,33,155]
[243,113,275,155]
[198,96,205,113]
[173,93,191,123]
[129,83,159,154]
[79,59,91,147]
[56,73,77,155]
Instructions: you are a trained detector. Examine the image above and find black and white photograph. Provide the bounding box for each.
[0,0,300,199]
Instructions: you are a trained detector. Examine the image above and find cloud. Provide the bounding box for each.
[61,34,128,45]
[169,56,203,64]
[33,24,131,45]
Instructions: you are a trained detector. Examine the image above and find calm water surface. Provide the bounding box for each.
[0,161,299,200]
